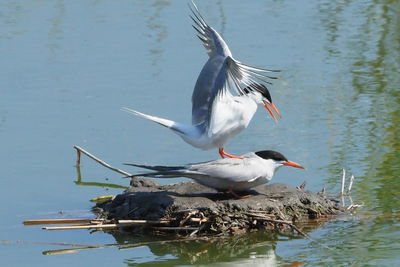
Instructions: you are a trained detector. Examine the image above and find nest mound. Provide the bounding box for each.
[94,178,341,236]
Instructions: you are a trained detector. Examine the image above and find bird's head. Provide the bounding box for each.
[255,150,305,171]
[243,84,281,121]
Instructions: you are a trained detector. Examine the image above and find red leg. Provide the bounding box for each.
[228,188,251,199]
[218,148,244,159]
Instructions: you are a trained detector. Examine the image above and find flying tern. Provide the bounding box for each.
[123,1,281,158]
[125,150,304,199]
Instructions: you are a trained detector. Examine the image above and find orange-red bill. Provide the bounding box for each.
[269,102,281,118]
[283,160,305,169]
[264,103,278,121]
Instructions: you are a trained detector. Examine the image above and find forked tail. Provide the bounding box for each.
[122,107,203,147]
[124,163,185,178]
[121,108,192,134]
[121,107,176,129]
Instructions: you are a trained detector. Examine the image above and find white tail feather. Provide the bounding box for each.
[121,107,176,129]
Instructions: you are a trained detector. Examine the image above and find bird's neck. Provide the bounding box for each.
[245,92,264,105]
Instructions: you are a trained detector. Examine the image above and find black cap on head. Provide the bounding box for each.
[255,150,288,162]
[256,84,272,103]
[242,83,272,103]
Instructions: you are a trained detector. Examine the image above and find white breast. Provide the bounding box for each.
[207,95,258,148]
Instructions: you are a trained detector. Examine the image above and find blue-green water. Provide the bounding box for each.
[1,0,399,266]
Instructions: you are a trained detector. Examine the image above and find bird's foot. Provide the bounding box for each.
[218,148,244,159]
[228,188,251,199]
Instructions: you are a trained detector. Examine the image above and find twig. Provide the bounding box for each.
[73,145,132,177]
[296,181,307,190]
[112,219,169,225]
[341,169,346,196]
[243,212,275,219]
[274,206,288,221]
[287,223,309,238]
[248,210,276,216]
[190,218,208,223]
[75,146,81,167]
[153,226,200,231]
[245,212,309,238]
[24,219,104,225]
[44,224,120,230]
[179,212,194,226]
[320,187,326,195]
[341,194,346,208]
[43,219,171,230]
[189,223,207,237]
[347,204,363,210]
[347,175,355,194]
[44,236,217,255]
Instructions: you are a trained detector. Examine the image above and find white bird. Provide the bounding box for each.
[122,1,281,159]
[125,150,304,199]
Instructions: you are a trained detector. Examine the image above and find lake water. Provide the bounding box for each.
[1,0,399,266]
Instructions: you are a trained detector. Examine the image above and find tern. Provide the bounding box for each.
[123,1,281,158]
[125,150,304,199]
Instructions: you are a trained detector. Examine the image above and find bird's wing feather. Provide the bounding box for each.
[191,56,231,126]
[188,157,263,183]
[226,57,280,96]
[194,56,279,129]
[124,163,184,172]
[189,1,230,57]
[190,1,280,125]
[125,163,202,178]
[190,1,279,95]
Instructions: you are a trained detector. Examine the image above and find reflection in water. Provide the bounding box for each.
[355,1,400,214]
[74,165,128,189]
[145,0,170,77]
[0,1,27,39]
[216,0,226,36]
[326,0,399,211]
[121,233,278,266]
[118,233,283,266]
[47,0,65,60]
[299,0,400,265]
[316,0,351,56]
[40,221,326,265]
[114,221,325,266]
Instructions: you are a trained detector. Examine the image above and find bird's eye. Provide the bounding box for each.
[263,90,272,103]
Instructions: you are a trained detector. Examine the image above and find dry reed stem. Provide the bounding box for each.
[73,145,132,177]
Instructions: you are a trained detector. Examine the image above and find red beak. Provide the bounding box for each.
[263,102,281,121]
[282,160,305,169]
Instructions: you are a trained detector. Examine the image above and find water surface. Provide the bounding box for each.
[1,0,399,266]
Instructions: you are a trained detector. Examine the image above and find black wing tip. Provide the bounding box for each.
[124,163,139,167]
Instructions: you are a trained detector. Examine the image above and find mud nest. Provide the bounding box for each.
[94,177,342,236]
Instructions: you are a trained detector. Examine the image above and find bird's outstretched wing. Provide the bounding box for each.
[190,1,280,126]
[189,0,230,57]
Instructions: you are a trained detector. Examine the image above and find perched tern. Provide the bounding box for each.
[123,1,281,158]
[125,150,304,199]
